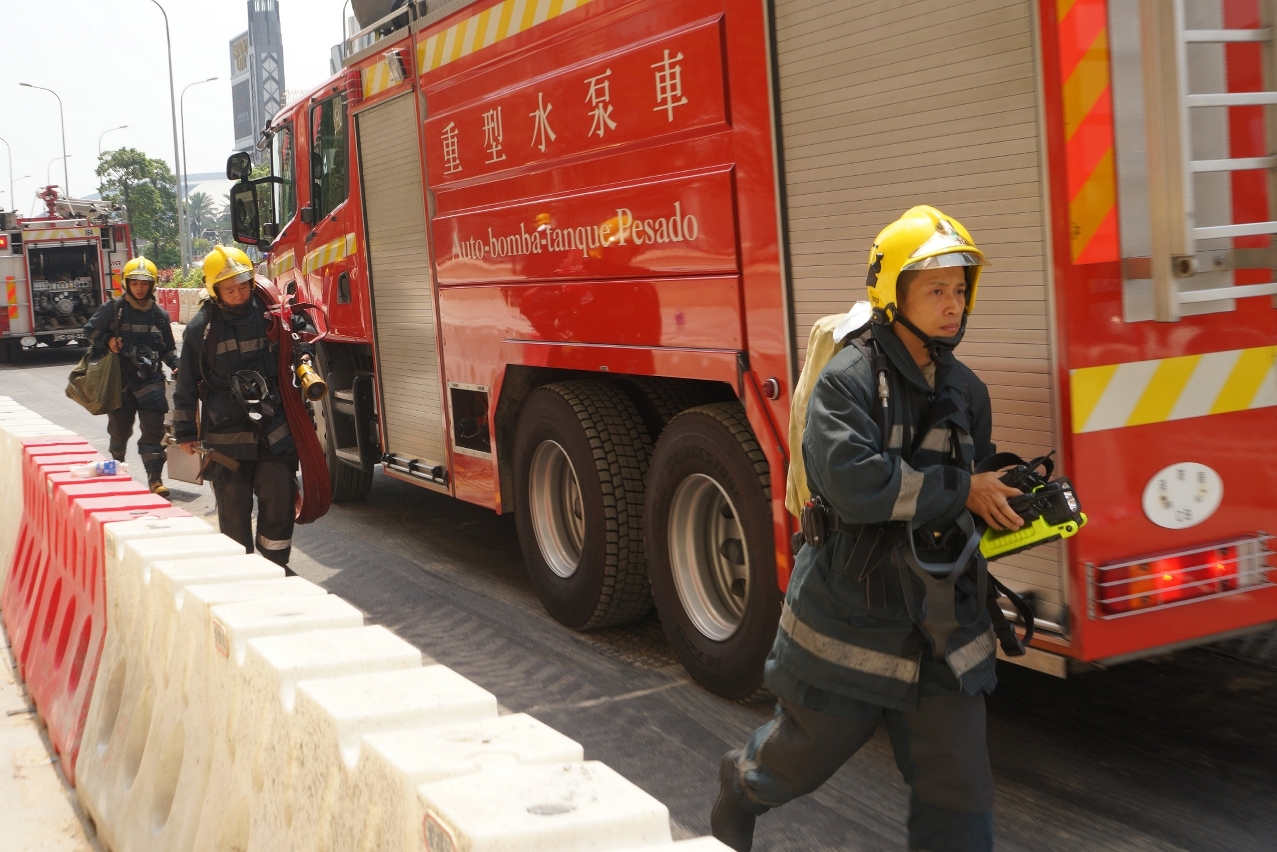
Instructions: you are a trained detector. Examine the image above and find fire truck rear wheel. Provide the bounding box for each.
[514,381,653,630]
[644,403,779,699]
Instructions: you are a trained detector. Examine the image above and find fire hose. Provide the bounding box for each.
[259,281,332,525]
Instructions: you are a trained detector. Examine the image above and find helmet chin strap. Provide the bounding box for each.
[895,311,968,361]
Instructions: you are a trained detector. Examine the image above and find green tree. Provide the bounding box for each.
[187,191,216,241]
[97,147,179,266]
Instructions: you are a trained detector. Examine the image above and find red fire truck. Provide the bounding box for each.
[0,187,133,362]
[226,0,1277,697]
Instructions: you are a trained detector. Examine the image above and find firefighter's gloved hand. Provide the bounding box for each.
[966,472,1025,531]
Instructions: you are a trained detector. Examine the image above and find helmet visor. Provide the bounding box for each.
[901,251,984,272]
[218,270,255,289]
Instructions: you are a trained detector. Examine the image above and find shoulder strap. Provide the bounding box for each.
[850,334,894,449]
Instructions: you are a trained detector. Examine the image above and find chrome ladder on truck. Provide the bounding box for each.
[1134,0,1277,320]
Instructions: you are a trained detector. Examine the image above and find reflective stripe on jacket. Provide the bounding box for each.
[764,323,998,714]
[172,297,293,460]
[83,297,176,410]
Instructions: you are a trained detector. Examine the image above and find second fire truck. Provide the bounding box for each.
[227,0,1277,697]
[0,187,133,362]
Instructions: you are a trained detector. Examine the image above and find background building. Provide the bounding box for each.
[230,0,285,164]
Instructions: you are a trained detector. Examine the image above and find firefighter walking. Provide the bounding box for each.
[173,245,298,571]
[82,256,178,496]
[711,207,1025,852]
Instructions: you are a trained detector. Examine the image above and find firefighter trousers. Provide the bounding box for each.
[107,393,166,479]
[210,452,297,572]
[727,691,993,852]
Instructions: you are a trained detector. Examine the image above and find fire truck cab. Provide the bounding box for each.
[229,0,1277,698]
[0,188,132,362]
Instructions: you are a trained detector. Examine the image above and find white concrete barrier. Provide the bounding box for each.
[280,665,500,850]
[77,526,247,846]
[417,761,673,852]
[343,713,585,851]
[0,398,726,852]
[191,624,422,851]
[108,575,353,852]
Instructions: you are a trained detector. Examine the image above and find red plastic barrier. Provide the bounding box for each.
[156,287,181,322]
[24,491,187,778]
[2,442,101,669]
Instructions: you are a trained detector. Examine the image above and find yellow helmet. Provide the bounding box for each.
[122,256,158,284]
[866,206,985,323]
[202,245,255,301]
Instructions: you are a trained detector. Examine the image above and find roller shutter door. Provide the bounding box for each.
[357,94,448,471]
[770,0,1065,618]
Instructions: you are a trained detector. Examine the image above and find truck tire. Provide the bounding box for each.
[310,361,373,503]
[514,381,653,630]
[644,403,780,699]
[617,376,716,440]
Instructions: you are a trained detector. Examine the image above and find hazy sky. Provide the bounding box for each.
[0,0,354,214]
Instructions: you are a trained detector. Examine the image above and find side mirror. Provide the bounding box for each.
[261,222,279,243]
[300,206,315,225]
[229,182,261,246]
[226,151,253,181]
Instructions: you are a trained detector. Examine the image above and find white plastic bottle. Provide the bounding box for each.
[69,460,129,478]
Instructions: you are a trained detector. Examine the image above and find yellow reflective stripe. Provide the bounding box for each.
[417,0,595,74]
[1070,362,1118,433]
[1127,353,1200,427]
[1072,346,1277,432]
[301,234,358,276]
[268,249,296,279]
[1212,346,1277,414]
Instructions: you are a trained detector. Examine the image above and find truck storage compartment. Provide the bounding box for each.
[26,241,102,332]
[769,0,1066,624]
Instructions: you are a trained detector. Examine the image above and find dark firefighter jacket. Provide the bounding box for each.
[83,295,177,411]
[172,295,293,461]
[764,322,999,715]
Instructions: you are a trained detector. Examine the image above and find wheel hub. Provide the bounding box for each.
[528,440,585,579]
[668,473,749,641]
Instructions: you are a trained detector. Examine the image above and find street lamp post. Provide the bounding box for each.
[47,155,72,186]
[180,76,219,265]
[19,83,69,197]
[145,0,189,269]
[98,125,128,157]
[0,137,12,212]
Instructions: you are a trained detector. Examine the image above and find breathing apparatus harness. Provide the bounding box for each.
[125,342,160,382]
[797,323,1064,659]
[194,281,333,525]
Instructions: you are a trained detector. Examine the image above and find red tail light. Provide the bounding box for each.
[1097,545,1241,615]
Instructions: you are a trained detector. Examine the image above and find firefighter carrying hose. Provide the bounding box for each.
[711,207,1025,852]
[82,255,178,496]
[173,245,298,571]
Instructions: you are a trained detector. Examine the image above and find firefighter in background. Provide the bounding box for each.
[173,245,298,571]
[83,255,178,496]
[711,207,1025,852]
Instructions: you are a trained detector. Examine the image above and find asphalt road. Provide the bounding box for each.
[3,344,1275,852]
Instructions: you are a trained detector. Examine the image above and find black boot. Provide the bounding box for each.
[711,750,757,852]
[146,467,170,498]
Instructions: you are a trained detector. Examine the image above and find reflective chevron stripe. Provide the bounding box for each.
[416,0,597,75]
[24,227,98,241]
[268,249,296,279]
[1071,346,1277,432]
[301,234,357,276]
[363,58,397,97]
